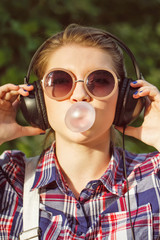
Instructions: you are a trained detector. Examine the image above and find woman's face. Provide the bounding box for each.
[43,44,119,145]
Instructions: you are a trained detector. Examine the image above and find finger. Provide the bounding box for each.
[0,84,29,102]
[133,86,160,102]
[20,126,46,137]
[4,90,29,101]
[0,84,19,98]
[19,84,34,91]
[15,84,34,99]
[130,79,152,88]
[4,91,20,102]
[3,85,34,101]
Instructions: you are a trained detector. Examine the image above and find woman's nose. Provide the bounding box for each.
[70,82,91,102]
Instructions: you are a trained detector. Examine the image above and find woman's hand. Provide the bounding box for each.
[116,80,160,151]
[0,83,45,145]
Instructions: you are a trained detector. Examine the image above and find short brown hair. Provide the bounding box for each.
[33,24,126,80]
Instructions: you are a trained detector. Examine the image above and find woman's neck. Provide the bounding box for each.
[55,133,111,199]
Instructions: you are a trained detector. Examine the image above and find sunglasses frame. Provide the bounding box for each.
[41,68,120,101]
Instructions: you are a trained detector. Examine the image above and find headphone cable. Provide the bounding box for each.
[122,126,135,240]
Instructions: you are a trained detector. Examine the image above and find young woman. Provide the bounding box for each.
[0,24,160,240]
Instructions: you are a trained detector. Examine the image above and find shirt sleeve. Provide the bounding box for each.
[0,150,26,198]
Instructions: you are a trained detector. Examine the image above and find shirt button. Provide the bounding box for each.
[76,203,80,209]
[77,231,82,236]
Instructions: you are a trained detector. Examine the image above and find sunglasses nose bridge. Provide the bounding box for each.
[70,79,91,102]
[75,80,84,83]
[74,80,88,93]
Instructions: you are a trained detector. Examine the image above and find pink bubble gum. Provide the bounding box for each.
[65,102,96,132]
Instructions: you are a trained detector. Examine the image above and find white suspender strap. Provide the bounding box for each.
[19,156,40,240]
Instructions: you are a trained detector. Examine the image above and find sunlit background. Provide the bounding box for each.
[0,0,160,156]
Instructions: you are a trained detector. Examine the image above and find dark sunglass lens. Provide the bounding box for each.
[45,70,73,98]
[86,70,115,97]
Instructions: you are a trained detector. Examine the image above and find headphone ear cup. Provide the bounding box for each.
[20,81,50,130]
[34,80,50,129]
[113,78,128,126]
[113,78,145,126]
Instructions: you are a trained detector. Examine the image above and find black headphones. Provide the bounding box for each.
[19,31,145,130]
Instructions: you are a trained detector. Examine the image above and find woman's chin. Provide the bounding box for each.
[55,126,110,146]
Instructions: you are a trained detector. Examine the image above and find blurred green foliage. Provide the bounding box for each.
[0,0,160,156]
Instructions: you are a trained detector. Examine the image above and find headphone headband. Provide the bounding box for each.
[24,29,143,84]
[24,36,54,84]
[103,31,143,80]
[20,27,145,130]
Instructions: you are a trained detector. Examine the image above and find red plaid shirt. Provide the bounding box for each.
[0,143,160,239]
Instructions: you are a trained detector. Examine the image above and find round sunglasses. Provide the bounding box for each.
[41,68,120,100]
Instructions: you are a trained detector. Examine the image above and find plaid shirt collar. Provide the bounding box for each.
[31,143,125,196]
